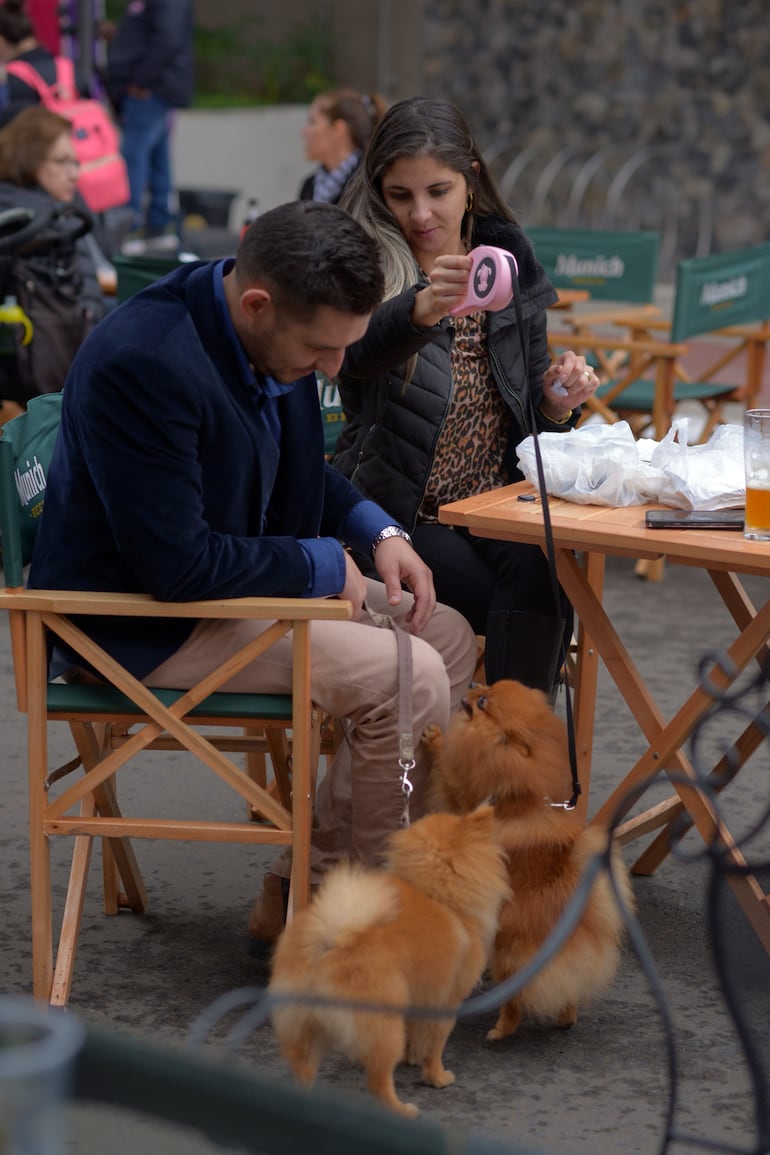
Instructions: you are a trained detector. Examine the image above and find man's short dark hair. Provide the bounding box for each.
[236,201,384,319]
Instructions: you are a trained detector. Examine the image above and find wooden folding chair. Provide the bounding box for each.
[556,242,770,442]
[533,226,663,384]
[0,394,351,1007]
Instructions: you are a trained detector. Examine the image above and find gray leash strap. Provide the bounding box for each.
[364,601,415,827]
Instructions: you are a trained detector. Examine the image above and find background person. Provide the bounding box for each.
[0,0,56,127]
[106,0,193,255]
[334,97,600,696]
[299,87,387,205]
[0,104,108,410]
[27,200,478,945]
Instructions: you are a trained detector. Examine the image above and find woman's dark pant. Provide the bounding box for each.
[410,522,573,693]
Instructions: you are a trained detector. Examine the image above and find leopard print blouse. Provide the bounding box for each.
[418,310,508,523]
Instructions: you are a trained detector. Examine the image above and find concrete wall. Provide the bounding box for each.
[171,106,310,228]
[182,1,770,273]
[421,0,770,274]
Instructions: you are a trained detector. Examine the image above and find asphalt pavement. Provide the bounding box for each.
[2,544,770,1154]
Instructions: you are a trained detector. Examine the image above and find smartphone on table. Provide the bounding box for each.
[644,509,745,530]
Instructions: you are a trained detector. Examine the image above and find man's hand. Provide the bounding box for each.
[339,550,368,619]
[372,537,436,634]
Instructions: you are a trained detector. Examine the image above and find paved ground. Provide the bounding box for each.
[2,270,770,1153]
[2,546,770,1154]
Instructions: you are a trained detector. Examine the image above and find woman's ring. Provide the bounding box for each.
[583,369,591,381]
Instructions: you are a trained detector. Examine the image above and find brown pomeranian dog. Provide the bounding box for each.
[424,680,634,1042]
[268,807,510,1117]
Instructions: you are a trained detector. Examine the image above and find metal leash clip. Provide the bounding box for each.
[399,758,415,827]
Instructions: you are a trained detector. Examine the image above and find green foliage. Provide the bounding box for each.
[100,5,333,106]
[194,16,334,107]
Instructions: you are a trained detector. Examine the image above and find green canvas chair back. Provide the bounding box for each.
[317,371,345,457]
[112,253,184,303]
[670,241,770,342]
[0,392,62,587]
[527,227,660,303]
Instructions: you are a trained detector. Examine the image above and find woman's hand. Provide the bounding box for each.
[411,253,473,327]
[541,352,599,421]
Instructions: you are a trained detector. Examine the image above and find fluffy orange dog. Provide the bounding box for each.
[424,680,634,1042]
[268,807,509,1117]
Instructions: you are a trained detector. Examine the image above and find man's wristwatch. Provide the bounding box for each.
[370,525,412,556]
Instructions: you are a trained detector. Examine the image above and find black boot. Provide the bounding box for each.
[484,609,567,699]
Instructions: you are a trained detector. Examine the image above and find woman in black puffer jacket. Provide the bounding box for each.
[0,105,109,409]
[333,98,601,695]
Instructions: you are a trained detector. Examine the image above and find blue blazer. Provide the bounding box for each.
[29,260,373,677]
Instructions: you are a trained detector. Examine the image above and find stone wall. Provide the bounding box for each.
[420,0,770,276]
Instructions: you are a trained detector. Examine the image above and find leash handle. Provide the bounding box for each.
[364,601,415,826]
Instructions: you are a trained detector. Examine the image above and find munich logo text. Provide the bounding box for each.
[699,276,748,306]
[14,455,47,510]
[555,254,625,279]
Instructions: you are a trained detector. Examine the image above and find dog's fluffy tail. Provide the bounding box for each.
[284,864,399,960]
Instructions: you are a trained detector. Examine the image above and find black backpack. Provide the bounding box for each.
[0,203,93,405]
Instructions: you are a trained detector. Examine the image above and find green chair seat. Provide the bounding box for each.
[46,681,294,720]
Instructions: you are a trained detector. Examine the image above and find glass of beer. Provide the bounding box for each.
[744,409,770,541]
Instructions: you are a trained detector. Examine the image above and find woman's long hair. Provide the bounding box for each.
[340,96,517,300]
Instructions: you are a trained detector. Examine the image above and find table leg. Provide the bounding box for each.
[555,548,770,949]
[631,717,769,874]
[570,551,603,821]
[628,568,770,870]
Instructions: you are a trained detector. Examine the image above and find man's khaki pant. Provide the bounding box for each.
[145,579,478,876]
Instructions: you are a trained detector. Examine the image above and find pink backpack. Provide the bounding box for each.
[6,57,130,213]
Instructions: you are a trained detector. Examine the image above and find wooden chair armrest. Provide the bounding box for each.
[712,321,770,339]
[0,588,354,621]
[547,331,687,358]
[549,288,591,309]
[610,318,770,342]
[558,303,663,329]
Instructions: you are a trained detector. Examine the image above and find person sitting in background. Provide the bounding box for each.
[333,97,600,697]
[299,87,387,206]
[0,105,109,414]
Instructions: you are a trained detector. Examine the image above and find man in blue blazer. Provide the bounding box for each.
[29,201,478,943]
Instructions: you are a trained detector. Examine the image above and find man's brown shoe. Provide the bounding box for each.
[247,872,290,944]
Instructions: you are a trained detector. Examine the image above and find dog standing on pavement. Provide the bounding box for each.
[268,806,509,1117]
[424,679,634,1041]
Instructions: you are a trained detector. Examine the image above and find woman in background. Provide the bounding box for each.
[0,104,108,413]
[299,87,387,205]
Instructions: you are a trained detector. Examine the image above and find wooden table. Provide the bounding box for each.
[440,481,770,952]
